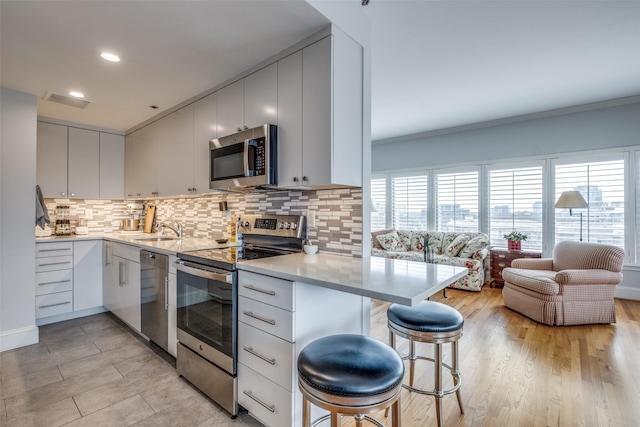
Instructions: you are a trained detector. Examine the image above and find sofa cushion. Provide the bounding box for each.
[396,230,414,250]
[444,235,470,257]
[371,229,394,249]
[376,231,407,251]
[459,235,489,259]
[501,268,560,295]
[409,231,427,252]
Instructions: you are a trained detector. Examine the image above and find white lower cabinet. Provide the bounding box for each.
[103,241,141,332]
[36,240,105,324]
[237,270,366,427]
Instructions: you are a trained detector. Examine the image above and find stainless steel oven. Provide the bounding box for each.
[176,214,305,418]
[175,259,238,416]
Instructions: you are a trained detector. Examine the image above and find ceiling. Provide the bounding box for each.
[2,1,640,142]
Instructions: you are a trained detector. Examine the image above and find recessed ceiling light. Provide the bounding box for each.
[69,91,85,98]
[100,52,120,62]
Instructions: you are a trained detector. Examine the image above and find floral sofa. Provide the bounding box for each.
[371,230,490,291]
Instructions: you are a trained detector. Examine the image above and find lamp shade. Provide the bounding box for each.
[555,191,588,209]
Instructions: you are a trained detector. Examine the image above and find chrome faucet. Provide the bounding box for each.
[158,221,183,237]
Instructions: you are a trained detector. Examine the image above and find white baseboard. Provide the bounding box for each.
[615,286,640,301]
[0,325,39,352]
[36,306,107,326]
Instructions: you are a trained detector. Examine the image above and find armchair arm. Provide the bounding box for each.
[555,269,623,286]
[511,258,553,270]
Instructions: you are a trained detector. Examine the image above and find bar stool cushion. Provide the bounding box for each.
[298,334,404,398]
[388,301,463,333]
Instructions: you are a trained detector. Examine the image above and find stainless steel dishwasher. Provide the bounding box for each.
[140,249,169,352]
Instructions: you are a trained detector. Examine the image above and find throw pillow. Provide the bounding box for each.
[459,235,488,259]
[376,231,407,251]
[444,234,471,257]
[371,229,393,249]
[396,230,413,250]
[410,232,427,251]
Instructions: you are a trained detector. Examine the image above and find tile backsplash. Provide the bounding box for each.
[44,188,362,256]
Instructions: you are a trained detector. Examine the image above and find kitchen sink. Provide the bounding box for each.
[132,236,179,242]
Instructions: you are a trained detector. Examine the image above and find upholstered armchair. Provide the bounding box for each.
[501,241,625,326]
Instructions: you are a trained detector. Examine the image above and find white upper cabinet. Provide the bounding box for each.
[277,51,304,188]
[37,122,124,199]
[244,63,278,129]
[125,122,157,198]
[156,105,194,197]
[37,122,68,197]
[217,63,278,138]
[99,133,125,199]
[278,32,364,189]
[193,92,217,195]
[216,79,244,138]
[68,127,100,199]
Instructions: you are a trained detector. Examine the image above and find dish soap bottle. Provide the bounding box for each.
[230,213,238,243]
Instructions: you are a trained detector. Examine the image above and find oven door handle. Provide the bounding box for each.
[176,262,233,284]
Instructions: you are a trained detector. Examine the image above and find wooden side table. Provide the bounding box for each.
[490,248,542,287]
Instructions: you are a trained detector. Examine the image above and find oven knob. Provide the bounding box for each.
[278,222,284,229]
[291,222,298,230]
[240,221,250,227]
[283,222,290,229]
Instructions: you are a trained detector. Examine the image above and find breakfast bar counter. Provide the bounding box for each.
[237,252,467,306]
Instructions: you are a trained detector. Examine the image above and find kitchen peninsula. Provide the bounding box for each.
[235,254,466,427]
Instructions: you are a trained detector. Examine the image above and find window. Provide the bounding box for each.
[488,165,543,250]
[554,157,625,247]
[391,174,428,230]
[436,170,479,232]
[371,177,387,231]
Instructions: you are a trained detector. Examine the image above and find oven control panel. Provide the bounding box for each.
[238,214,306,239]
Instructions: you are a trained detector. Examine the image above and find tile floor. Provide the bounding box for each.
[0,313,264,427]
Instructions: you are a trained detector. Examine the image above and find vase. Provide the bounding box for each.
[508,240,521,251]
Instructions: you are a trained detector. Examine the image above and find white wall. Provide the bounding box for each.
[1,88,39,351]
[372,101,640,172]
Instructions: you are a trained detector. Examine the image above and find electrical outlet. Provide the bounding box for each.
[307,211,316,227]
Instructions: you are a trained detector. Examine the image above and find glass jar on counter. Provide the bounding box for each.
[55,205,71,236]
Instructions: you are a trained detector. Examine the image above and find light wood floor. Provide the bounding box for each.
[349,287,640,427]
[2,287,639,427]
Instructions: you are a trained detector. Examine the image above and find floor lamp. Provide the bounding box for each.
[555,191,589,241]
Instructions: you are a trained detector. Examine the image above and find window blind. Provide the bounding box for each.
[370,177,387,231]
[489,166,543,250]
[391,175,428,230]
[555,159,624,247]
[436,171,479,232]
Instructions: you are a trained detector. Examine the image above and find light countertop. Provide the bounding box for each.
[35,232,236,256]
[237,253,467,306]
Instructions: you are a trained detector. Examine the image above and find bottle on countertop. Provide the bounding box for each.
[230,213,238,243]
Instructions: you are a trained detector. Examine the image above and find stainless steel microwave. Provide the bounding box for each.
[209,124,277,190]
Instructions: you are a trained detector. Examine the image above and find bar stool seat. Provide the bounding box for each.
[298,334,404,427]
[387,301,464,427]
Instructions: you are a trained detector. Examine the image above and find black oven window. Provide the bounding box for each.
[177,272,234,355]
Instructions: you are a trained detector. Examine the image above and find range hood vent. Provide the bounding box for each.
[43,92,91,109]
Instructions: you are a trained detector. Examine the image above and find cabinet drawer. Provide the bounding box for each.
[36,242,73,258]
[238,364,293,427]
[239,322,294,391]
[239,296,294,342]
[111,242,140,262]
[239,271,295,311]
[36,270,73,295]
[36,291,73,318]
[36,255,73,272]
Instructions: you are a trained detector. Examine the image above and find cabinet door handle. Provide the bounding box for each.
[498,254,506,258]
[164,276,169,310]
[119,261,125,286]
[242,311,275,325]
[38,261,71,267]
[38,279,71,286]
[105,245,111,267]
[39,301,71,309]
[498,263,506,267]
[38,248,71,253]
[243,346,276,365]
[242,390,275,413]
[243,285,276,296]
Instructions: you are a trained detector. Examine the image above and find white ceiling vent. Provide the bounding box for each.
[43,92,91,109]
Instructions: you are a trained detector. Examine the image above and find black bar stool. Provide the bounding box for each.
[387,301,464,427]
[297,334,405,427]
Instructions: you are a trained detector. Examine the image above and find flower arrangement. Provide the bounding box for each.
[504,231,527,250]
[503,231,528,242]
